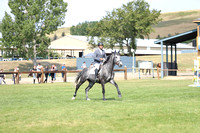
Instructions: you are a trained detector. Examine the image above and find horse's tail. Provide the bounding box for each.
[75,71,82,84]
[75,68,87,84]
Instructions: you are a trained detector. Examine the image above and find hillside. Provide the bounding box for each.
[150,9,200,38]
[49,9,200,40]
[47,27,71,41]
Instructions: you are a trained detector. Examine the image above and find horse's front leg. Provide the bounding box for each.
[109,79,122,98]
[101,83,106,100]
[85,82,95,100]
[72,81,85,100]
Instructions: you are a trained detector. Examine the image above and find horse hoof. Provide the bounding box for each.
[103,98,106,101]
[86,98,90,101]
[72,97,76,100]
[118,95,122,98]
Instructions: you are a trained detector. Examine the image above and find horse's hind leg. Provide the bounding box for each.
[72,80,85,100]
[85,81,95,100]
[101,83,106,100]
[109,79,122,98]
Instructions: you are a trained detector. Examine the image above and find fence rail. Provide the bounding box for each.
[0,66,127,84]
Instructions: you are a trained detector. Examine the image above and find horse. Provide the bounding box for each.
[72,51,123,100]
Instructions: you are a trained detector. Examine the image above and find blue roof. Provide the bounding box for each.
[154,29,197,45]
[83,53,94,57]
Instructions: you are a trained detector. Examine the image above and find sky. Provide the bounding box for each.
[0,0,200,27]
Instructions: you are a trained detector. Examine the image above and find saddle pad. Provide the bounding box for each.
[89,66,95,74]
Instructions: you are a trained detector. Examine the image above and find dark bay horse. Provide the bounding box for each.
[72,51,123,100]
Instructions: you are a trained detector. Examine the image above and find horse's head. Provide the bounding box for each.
[113,51,123,67]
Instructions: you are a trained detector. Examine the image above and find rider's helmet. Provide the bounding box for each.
[97,42,104,46]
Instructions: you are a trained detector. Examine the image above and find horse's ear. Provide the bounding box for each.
[118,50,120,54]
[114,50,116,53]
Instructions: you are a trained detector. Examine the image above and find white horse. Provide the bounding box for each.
[72,51,123,100]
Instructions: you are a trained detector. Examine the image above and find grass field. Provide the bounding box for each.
[0,79,200,133]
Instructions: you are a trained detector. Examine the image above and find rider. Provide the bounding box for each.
[93,42,107,81]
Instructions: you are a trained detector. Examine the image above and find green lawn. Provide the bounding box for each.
[0,79,200,133]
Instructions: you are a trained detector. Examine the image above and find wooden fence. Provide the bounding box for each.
[0,66,127,84]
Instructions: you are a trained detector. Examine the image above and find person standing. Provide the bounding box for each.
[61,63,67,79]
[32,66,37,84]
[36,63,43,83]
[44,65,49,83]
[50,65,56,83]
[93,42,107,81]
[157,63,161,80]
[54,64,57,81]
[13,67,19,84]
[0,69,6,85]
[81,61,87,69]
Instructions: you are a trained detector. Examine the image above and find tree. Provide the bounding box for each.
[61,32,65,37]
[156,35,161,39]
[0,0,68,65]
[0,12,16,58]
[53,34,58,40]
[88,0,161,56]
[70,21,98,36]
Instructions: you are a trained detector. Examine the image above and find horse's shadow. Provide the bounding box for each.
[93,98,116,101]
[73,97,122,101]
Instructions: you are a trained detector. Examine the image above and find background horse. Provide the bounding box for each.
[72,51,123,100]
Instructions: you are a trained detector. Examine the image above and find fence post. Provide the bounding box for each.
[41,68,44,83]
[66,69,67,82]
[16,70,19,84]
[63,68,67,82]
[124,66,127,80]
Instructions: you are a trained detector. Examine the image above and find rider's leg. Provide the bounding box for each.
[94,63,100,81]
[95,68,98,80]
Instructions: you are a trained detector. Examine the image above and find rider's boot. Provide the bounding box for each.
[95,69,99,82]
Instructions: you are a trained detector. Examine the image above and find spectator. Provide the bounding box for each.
[61,63,67,79]
[50,65,56,83]
[0,74,2,85]
[13,67,19,84]
[157,63,161,80]
[81,61,87,69]
[36,63,43,83]
[54,64,57,80]
[44,65,49,83]
[32,66,37,84]
[0,69,6,85]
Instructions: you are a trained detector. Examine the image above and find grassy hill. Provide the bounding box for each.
[150,9,200,38]
[47,27,71,41]
[50,9,200,40]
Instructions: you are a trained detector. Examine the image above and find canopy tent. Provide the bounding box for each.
[154,29,197,78]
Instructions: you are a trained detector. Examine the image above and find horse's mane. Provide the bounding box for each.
[103,53,113,65]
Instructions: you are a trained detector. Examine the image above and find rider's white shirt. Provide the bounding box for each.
[98,48,103,55]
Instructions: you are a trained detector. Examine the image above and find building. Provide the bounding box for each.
[49,35,93,58]
[52,35,195,57]
[0,35,196,58]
